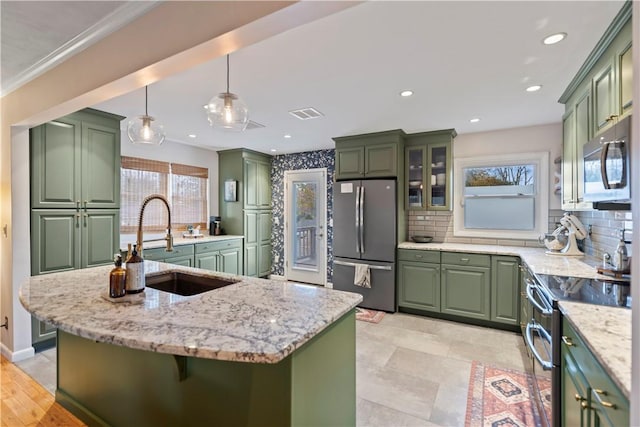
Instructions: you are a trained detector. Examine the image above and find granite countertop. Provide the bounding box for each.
[120,234,244,252]
[559,302,631,398]
[20,262,362,364]
[398,241,632,399]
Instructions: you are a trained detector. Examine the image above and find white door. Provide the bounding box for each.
[284,169,327,285]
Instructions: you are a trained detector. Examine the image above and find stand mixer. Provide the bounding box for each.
[539,213,587,256]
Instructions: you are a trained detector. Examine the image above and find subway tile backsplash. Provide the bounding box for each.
[407,208,632,259]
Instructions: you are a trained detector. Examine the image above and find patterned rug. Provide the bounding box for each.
[465,361,548,427]
[355,307,385,323]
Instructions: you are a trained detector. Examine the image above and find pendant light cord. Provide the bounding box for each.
[145,85,148,116]
[226,54,230,93]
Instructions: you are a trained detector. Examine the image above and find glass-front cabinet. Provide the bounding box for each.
[404,129,455,211]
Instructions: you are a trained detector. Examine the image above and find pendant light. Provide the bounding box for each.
[127,85,165,145]
[206,54,249,131]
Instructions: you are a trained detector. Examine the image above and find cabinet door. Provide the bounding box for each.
[406,147,426,209]
[30,118,82,209]
[81,210,119,269]
[335,147,364,180]
[168,255,194,267]
[256,160,272,208]
[81,122,120,209]
[398,261,440,312]
[258,211,272,277]
[244,211,259,277]
[561,350,589,427]
[427,144,449,210]
[562,109,576,209]
[490,256,520,325]
[593,60,616,135]
[618,43,632,116]
[220,248,242,275]
[365,143,397,177]
[441,265,490,320]
[31,210,81,275]
[244,159,259,209]
[31,316,57,348]
[196,252,219,271]
[574,88,592,210]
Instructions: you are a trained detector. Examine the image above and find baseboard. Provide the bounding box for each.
[1,342,35,362]
[325,282,333,289]
[269,274,287,281]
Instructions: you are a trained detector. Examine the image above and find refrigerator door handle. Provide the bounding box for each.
[355,186,361,253]
[359,186,365,253]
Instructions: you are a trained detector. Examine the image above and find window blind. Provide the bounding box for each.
[171,162,208,230]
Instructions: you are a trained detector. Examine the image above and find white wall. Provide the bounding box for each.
[453,122,562,210]
[120,135,220,218]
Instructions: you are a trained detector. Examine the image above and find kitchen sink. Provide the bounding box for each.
[145,272,239,296]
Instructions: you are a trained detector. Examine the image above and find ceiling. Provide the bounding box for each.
[2,1,626,155]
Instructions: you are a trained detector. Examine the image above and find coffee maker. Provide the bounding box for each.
[209,216,222,235]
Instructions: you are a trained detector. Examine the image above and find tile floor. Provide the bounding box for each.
[15,312,529,426]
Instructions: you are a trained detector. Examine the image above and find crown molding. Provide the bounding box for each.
[1,1,159,97]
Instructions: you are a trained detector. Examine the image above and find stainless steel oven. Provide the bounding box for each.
[522,265,631,427]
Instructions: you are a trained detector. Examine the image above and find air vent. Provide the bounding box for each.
[245,120,265,130]
[288,107,324,120]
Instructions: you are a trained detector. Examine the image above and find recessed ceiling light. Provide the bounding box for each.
[188,134,197,138]
[284,134,292,139]
[400,90,413,97]
[270,149,277,152]
[526,85,542,92]
[470,118,480,123]
[543,32,567,45]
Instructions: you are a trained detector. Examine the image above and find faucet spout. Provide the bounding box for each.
[136,194,173,256]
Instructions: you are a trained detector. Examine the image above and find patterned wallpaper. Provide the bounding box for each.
[271,150,335,281]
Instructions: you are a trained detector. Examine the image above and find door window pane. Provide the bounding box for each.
[293,181,318,270]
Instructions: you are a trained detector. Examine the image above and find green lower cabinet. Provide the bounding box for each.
[56,311,356,426]
[490,256,520,325]
[144,245,195,265]
[194,240,243,275]
[195,252,218,271]
[398,261,440,312]
[245,210,271,278]
[441,264,490,320]
[561,317,629,427]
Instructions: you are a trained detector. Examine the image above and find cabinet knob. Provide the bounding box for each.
[574,394,585,402]
[580,401,590,410]
[460,258,470,263]
[561,336,574,347]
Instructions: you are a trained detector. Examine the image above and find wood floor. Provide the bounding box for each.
[1,356,85,427]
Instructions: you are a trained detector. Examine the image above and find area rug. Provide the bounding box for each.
[355,307,385,323]
[465,361,548,427]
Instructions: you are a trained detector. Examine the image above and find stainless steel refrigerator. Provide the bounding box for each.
[333,179,396,312]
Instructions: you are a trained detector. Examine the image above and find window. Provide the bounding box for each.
[121,156,209,233]
[453,152,548,240]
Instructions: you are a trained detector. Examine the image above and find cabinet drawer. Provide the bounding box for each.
[144,244,194,260]
[441,252,490,267]
[397,249,440,263]
[195,239,242,254]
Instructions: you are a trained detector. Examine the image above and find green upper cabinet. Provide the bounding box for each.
[618,42,632,117]
[333,130,404,180]
[490,256,520,325]
[592,59,616,135]
[404,129,456,211]
[244,156,272,209]
[31,108,123,209]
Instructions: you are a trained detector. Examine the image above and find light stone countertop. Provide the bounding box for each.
[398,241,632,399]
[120,234,244,252]
[20,262,362,364]
[558,302,631,398]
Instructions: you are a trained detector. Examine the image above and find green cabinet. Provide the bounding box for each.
[143,244,195,266]
[561,318,629,427]
[31,108,122,210]
[218,149,273,277]
[404,129,456,211]
[559,5,631,211]
[441,252,491,321]
[333,130,404,180]
[397,249,440,312]
[491,256,520,325]
[195,239,243,275]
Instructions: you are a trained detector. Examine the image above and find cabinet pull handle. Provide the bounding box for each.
[593,389,616,409]
[574,394,585,402]
[76,200,80,212]
[84,200,88,211]
[561,336,574,346]
[75,213,80,227]
[415,254,423,258]
[581,401,590,410]
[460,258,469,262]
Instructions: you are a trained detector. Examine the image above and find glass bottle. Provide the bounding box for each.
[125,244,145,293]
[109,254,127,298]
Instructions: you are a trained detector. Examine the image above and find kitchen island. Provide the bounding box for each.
[20,262,362,426]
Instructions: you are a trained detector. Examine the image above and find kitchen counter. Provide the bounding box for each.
[559,302,631,398]
[399,241,632,399]
[120,233,244,252]
[20,261,361,363]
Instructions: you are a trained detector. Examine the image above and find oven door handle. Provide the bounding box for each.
[525,321,553,371]
[526,280,553,316]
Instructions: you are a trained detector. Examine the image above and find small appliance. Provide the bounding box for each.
[209,216,222,235]
[539,213,587,256]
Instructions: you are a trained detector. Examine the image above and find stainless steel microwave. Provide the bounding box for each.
[583,115,631,204]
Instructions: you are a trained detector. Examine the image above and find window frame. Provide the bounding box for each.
[453,152,549,240]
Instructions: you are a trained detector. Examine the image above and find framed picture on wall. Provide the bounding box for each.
[224,179,237,202]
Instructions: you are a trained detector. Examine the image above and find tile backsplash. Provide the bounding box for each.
[408,208,633,258]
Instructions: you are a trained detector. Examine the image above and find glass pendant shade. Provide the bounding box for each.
[127,85,165,145]
[206,92,249,131]
[127,115,165,145]
[206,54,249,131]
